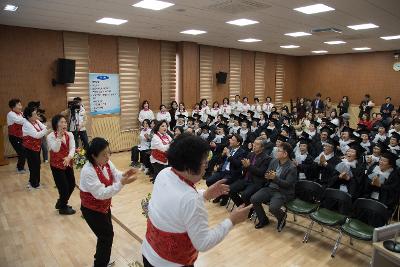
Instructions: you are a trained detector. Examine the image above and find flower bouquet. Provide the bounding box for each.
[141,193,152,218]
[73,147,88,169]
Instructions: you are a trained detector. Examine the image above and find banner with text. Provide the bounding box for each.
[89,73,120,115]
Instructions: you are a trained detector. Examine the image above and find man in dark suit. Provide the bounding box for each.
[380,96,394,120]
[206,133,247,205]
[311,93,324,112]
[229,138,272,208]
[251,142,298,231]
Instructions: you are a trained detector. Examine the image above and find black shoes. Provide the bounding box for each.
[55,200,72,210]
[255,220,270,229]
[59,207,76,215]
[277,212,287,232]
[247,208,255,219]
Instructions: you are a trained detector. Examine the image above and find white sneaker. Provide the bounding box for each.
[44,160,49,163]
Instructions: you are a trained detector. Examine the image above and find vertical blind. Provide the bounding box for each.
[274,55,285,107]
[229,49,241,100]
[118,37,140,130]
[199,45,213,101]
[63,32,90,111]
[161,41,177,106]
[254,52,265,102]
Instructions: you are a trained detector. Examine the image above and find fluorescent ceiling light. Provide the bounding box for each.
[353,47,371,51]
[238,38,262,43]
[280,45,300,49]
[294,4,334,14]
[96,17,128,25]
[285,31,311,37]
[380,35,400,40]
[312,50,328,54]
[180,29,206,35]
[324,40,346,45]
[132,0,174,10]
[4,4,18,11]
[226,18,259,26]
[347,23,379,30]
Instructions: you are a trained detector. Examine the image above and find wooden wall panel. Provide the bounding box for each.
[139,39,161,108]
[283,55,300,103]
[0,25,66,117]
[298,51,400,105]
[179,42,199,108]
[241,50,255,102]
[213,47,230,102]
[88,34,118,73]
[265,53,277,101]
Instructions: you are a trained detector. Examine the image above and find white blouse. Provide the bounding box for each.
[22,119,47,139]
[219,104,231,118]
[79,161,124,200]
[150,133,173,165]
[139,109,155,123]
[250,104,262,118]
[156,112,171,123]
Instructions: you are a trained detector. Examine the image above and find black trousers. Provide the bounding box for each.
[152,162,167,180]
[229,180,265,206]
[8,135,26,171]
[51,166,75,209]
[250,187,286,224]
[142,256,193,267]
[73,130,89,151]
[81,206,114,267]
[25,148,41,188]
[131,147,152,168]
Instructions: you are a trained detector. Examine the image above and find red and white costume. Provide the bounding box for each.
[7,111,24,138]
[142,167,233,266]
[22,119,47,151]
[47,131,75,169]
[150,132,172,165]
[79,161,124,209]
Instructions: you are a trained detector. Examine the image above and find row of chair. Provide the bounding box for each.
[226,180,391,257]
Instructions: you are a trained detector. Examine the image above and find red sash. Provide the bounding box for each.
[8,111,23,137]
[22,121,42,152]
[50,132,72,170]
[146,219,198,266]
[80,163,114,213]
[151,133,170,164]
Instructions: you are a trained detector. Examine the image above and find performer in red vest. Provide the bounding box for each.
[22,106,48,189]
[7,98,26,173]
[80,137,138,267]
[150,120,172,182]
[142,134,252,267]
[47,114,76,215]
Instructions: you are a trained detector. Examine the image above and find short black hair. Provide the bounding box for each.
[167,133,210,175]
[86,137,109,165]
[159,104,166,110]
[316,93,321,97]
[254,97,259,102]
[73,97,82,102]
[23,106,37,119]
[174,126,184,134]
[51,114,66,131]
[243,96,248,101]
[153,120,168,133]
[386,96,392,100]
[280,142,293,160]
[223,97,230,104]
[231,133,243,145]
[8,98,21,109]
[365,94,370,98]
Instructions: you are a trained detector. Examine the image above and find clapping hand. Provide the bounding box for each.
[371,176,381,187]
[265,170,276,180]
[241,158,250,168]
[319,154,326,165]
[121,168,138,185]
[204,179,230,201]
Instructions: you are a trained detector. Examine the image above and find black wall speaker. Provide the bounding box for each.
[216,71,227,84]
[52,58,76,86]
